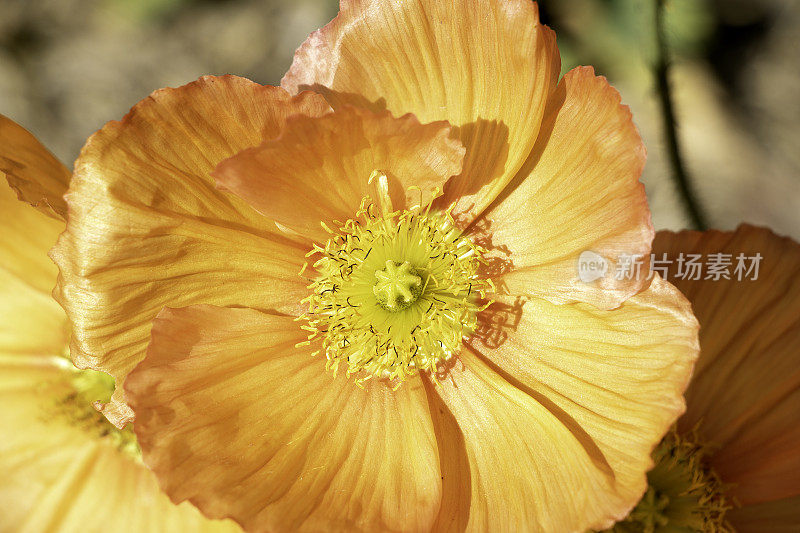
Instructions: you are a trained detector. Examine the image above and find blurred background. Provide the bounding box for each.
[1,0,798,238]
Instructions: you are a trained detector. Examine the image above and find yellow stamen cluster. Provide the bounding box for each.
[604,429,733,533]
[298,177,493,384]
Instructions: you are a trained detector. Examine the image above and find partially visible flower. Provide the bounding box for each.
[0,115,240,532]
[52,2,699,531]
[606,225,800,532]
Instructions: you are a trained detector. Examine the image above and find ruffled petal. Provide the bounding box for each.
[282,0,560,218]
[126,305,442,532]
[0,114,71,220]
[51,76,330,427]
[653,225,800,514]
[432,276,698,532]
[0,358,240,532]
[1,176,238,531]
[0,182,68,357]
[487,67,651,310]
[214,106,464,242]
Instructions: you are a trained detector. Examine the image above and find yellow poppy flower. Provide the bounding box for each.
[0,115,240,532]
[608,225,800,532]
[51,1,699,531]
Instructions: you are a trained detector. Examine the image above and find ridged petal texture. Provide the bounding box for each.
[214,105,465,243]
[126,280,698,532]
[128,306,443,533]
[0,144,240,532]
[51,76,331,427]
[283,0,561,219]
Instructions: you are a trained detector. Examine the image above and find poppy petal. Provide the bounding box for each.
[126,305,443,532]
[0,114,70,220]
[0,182,67,357]
[51,76,330,427]
[214,106,464,243]
[654,225,800,517]
[487,67,651,310]
[432,276,698,531]
[726,495,800,533]
[282,0,561,219]
[0,361,240,532]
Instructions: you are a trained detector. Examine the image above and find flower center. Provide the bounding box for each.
[46,358,140,459]
[298,173,493,384]
[373,260,423,311]
[604,429,733,533]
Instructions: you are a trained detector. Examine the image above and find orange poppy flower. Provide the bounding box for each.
[0,116,240,532]
[51,1,699,531]
[608,225,800,532]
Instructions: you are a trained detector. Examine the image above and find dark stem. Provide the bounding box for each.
[654,0,708,230]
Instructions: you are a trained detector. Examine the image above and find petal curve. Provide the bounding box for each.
[51,76,330,427]
[487,66,651,310]
[214,105,464,243]
[127,305,443,532]
[433,276,698,532]
[0,114,70,220]
[283,0,561,218]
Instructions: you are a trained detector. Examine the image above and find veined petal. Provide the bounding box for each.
[0,114,70,220]
[51,76,330,427]
[214,106,464,243]
[282,0,561,218]
[0,182,68,357]
[126,305,442,532]
[488,67,651,310]
[432,277,698,532]
[1,179,238,532]
[653,225,800,521]
[0,359,240,532]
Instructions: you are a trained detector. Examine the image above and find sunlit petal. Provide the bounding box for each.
[51,76,330,427]
[0,114,70,220]
[0,182,67,357]
[126,305,442,532]
[215,105,464,243]
[488,67,651,310]
[283,0,561,218]
[432,276,698,531]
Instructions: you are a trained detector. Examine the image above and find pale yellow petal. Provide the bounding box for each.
[0,182,68,357]
[0,114,70,220]
[653,225,800,514]
[214,106,464,243]
[1,175,239,531]
[126,305,442,532]
[283,0,560,218]
[431,276,698,532]
[487,67,651,310]
[51,76,330,427]
[0,358,241,533]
